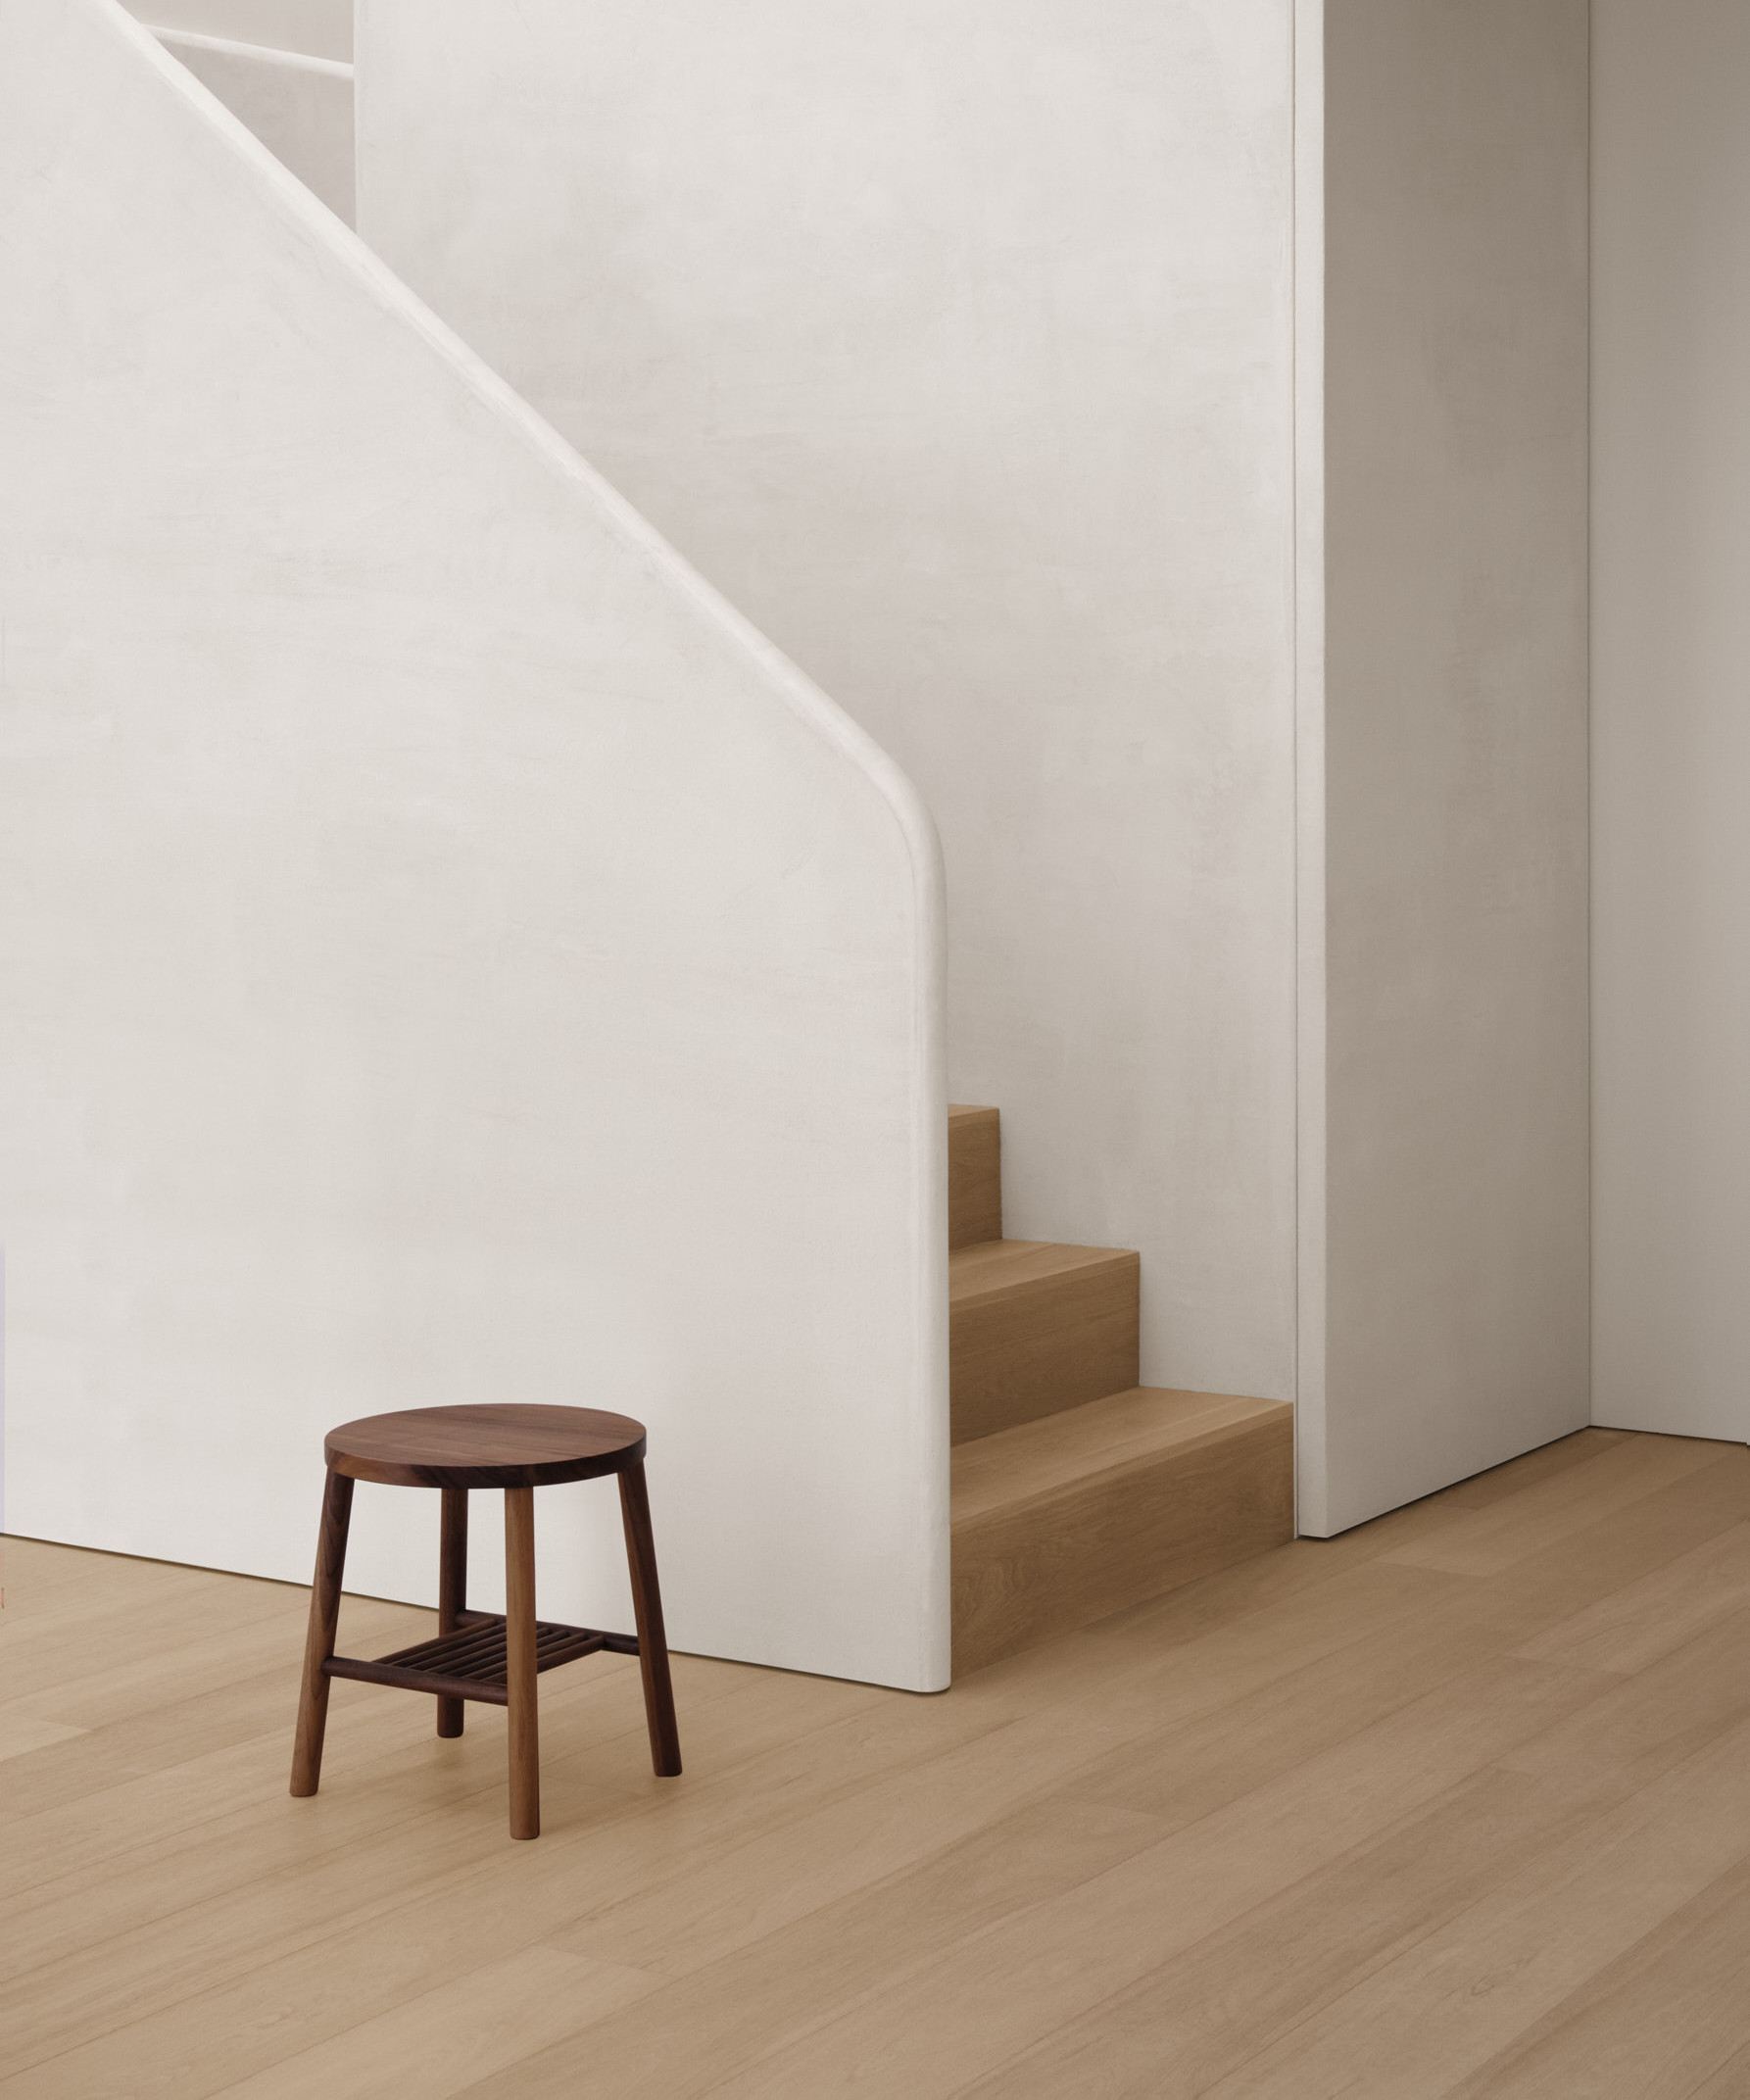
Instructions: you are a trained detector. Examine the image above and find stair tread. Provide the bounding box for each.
[949,1238,1136,1305]
[952,1386,1292,1525]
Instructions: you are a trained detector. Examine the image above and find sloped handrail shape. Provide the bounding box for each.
[0,0,949,1689]
[149,24,357,226]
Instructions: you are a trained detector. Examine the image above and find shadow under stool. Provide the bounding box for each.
[290,1402,682,1838]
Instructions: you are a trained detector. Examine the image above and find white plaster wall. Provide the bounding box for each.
[124,0,350,62]
[1592,0,1750,1444]
[0,0,948,1691]
[156,28,354,226]
[1292,0,1330,1530]
[1303,0,1591,1533]
[356,0,1301,1407]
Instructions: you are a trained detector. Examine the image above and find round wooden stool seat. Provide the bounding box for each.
[292,1400,680,1838]
[324,1403,647,1490]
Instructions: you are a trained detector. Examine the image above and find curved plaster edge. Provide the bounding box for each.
[148,24,353,79]
[96,0,944,933]
[85,0,951,1692]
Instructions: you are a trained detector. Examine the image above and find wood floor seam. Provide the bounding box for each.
[6,1432,1747,2097]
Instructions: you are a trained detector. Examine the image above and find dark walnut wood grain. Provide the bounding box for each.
[292,1402,681,1838]
[436,1488,468,1737]
[288,1466,353,1797]
[505,1485,540,1838]
[619,1460,683,1779]
[324,1402,647,1489]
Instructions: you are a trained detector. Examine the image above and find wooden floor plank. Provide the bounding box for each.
[0,1537,228,1615]
[0,1601,431,1821]
[1384,1432,1739,1577]
[1510,1519,1750,1675]
[0,1567,294,1685]
[964,1609,1750,2098]
[1686,2039,1750,2099]
[1499,1607,1750,1795]
[1438,1852,1750,2100]
[1381,1468,1750,1656]
[0,1714,86,1765]
[1435,1425,1632,1508]
[1193,1714,1750,2100]
[690,1655,1617,2099]
[957,1765,1592,2100]
[222,1949,656,2100]
[453,1798,1177,2100]
[554,1693,1163,1978]
[8,1433,1750,2100]
[5,1943,657,2100]
[0,1664,882,2079]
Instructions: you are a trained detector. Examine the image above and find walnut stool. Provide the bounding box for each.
[290,1403,681,1838]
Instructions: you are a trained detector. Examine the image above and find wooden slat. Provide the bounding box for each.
[948,1104,1001,1249]
[323,1613,631,1708]
[949,1240,1139,1442]
[323,1654,512,1705]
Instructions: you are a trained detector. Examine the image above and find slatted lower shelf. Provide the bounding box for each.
[324,1610,639,1706]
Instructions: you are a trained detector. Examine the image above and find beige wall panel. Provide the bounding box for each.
[1591,0,1750,1445]
[1309,0,1591,1531]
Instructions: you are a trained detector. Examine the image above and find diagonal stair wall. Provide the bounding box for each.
[147,25,355,225]
[0,0,949,1691]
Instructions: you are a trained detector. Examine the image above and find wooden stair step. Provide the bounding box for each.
[949,1239,1139,1443]
[951,1387,1294,1677]
[948,1102,1001,1249]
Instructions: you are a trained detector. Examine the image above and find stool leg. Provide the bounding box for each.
[437,1488,468,1738]
[619,1461,682,1778]
[290,1467,354,1798]
[505,1485,539,1838]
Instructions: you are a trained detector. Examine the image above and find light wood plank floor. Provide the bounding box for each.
[4,1426,1750,2097]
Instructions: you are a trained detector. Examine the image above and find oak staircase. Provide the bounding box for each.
[949,1105,1293,1676]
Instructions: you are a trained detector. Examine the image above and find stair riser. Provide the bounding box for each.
[950,1253,1139,1443]
[948,1107,1001,1249]
[952,1406,1293,1675]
